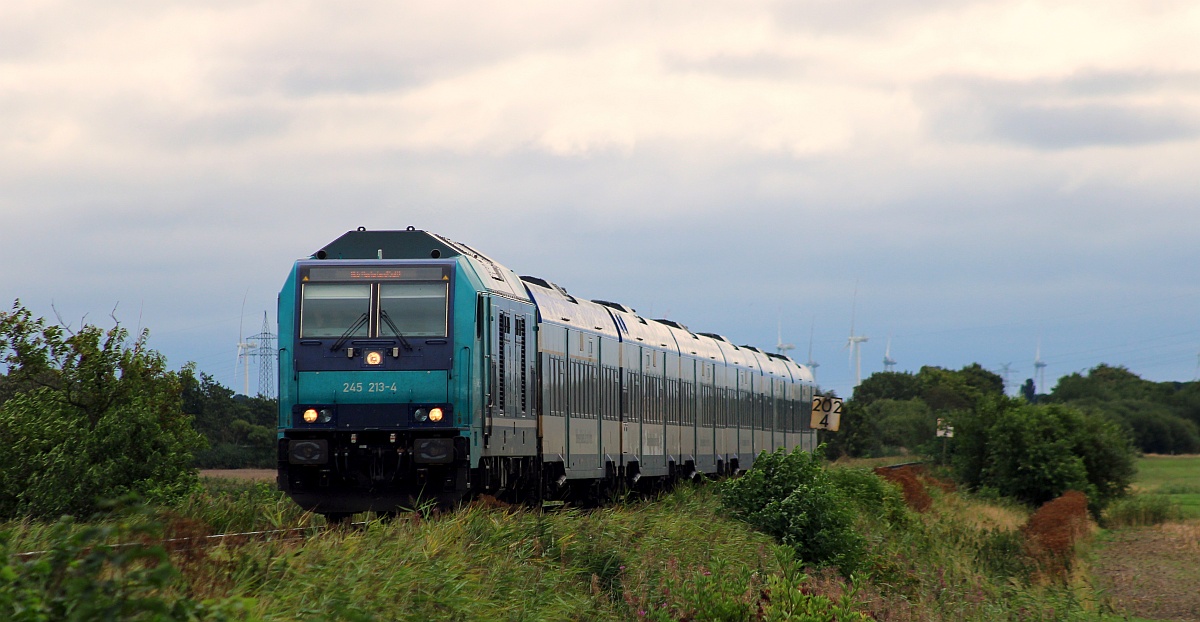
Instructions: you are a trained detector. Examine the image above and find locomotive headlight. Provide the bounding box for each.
[303,408,319,423]
[413,408,428,422]
[428,407,444,422]
[365,351,383,366]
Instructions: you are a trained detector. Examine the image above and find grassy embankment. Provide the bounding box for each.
[5,463,1160,621]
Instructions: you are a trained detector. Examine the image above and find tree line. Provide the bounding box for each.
[0,302,275,520]
[824,361,1200,514]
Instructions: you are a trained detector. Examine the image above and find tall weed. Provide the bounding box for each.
[1101,494,1181,528]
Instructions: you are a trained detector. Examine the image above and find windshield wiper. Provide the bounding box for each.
[330,313,369,352]
[379,310,414,351]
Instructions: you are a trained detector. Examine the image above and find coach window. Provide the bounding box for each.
[301,284,371,338]
[380,282,449,337]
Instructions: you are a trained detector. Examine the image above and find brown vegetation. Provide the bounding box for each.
[873,465,932,513]
[1021,491,1091,579]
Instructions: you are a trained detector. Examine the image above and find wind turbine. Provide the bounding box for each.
[235,292,255,396]
[882,334,896,372]
[845,287,868,387]
[1033,340,1048,394]
[805,321,820,380]
[775,314,795,356]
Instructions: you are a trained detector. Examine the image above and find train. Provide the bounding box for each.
[276,227,819,519]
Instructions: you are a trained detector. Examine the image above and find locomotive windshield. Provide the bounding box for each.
[298,265,451,340]
[379,282,448,337]
[301,284,371,338]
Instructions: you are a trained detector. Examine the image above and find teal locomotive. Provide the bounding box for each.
[277,228,817,518]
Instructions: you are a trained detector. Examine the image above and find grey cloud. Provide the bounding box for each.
[770,0,990,33]
[989,104,1198,148]
[92,101,292,148]
[221,50,439,97]
[663,52,813,81]
[1057,69,1200,97]
[919,72,1200,149]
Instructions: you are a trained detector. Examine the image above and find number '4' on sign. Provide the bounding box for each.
[810,396,843,432]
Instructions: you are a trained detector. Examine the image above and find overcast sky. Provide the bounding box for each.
[3,0,1199,399]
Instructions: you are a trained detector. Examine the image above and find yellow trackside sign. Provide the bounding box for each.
[811,395,843,431]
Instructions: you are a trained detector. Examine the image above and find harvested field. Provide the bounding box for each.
[1091,521,1200,621]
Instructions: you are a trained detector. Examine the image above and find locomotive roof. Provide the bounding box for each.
[314,228,530,300]
[311,229,814,381]
[520,276,620,339]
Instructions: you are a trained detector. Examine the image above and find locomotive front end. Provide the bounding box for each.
[278,255,472,516]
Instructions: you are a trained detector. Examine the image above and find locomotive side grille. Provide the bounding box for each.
[517,316,527,414]
[498,312,509,412]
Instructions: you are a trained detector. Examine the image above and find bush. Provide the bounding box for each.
[0,302,205,520]
[825,467,911,528]
[720,446,866,575]
[983,404,1092,506]
[183,373,276,469]
[0,501,253,620]
[951,398,1136,515]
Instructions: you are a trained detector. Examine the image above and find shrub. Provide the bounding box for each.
[720,446,865,574]
[0,302,205,519]
[952,398,1136,515]
[984,405,1092,507]
[825,467,911,527]
[760,549,873,622]
[0,501,253,620]
[1102,494,1182,528]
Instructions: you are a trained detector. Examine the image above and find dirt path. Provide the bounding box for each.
[1090,522,1200,621]
[200,469,276,481]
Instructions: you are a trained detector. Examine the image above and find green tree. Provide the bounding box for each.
[1020,378,1036,403]
[848,371,920,406]
[0,302,205,519]
[1053,364,1167,403]
[1051,365,1200,454]
[951,399,1135,514]
[873,398,936,454]
[833,364,1004,458]
[822,399,880,459]
[983,404,1092,506]
[947,395,1010,491]
[183,373,276,469]
[916,364,1003,413]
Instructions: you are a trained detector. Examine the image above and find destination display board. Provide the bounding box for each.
[304,265,449,282]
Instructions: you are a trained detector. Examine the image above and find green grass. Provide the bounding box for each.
[5,472,1151,621]
[1133,454,1200,519]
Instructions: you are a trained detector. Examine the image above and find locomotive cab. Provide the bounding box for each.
[276,229,500,516]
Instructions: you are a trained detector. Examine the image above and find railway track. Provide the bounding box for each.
[12,522,367,562]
